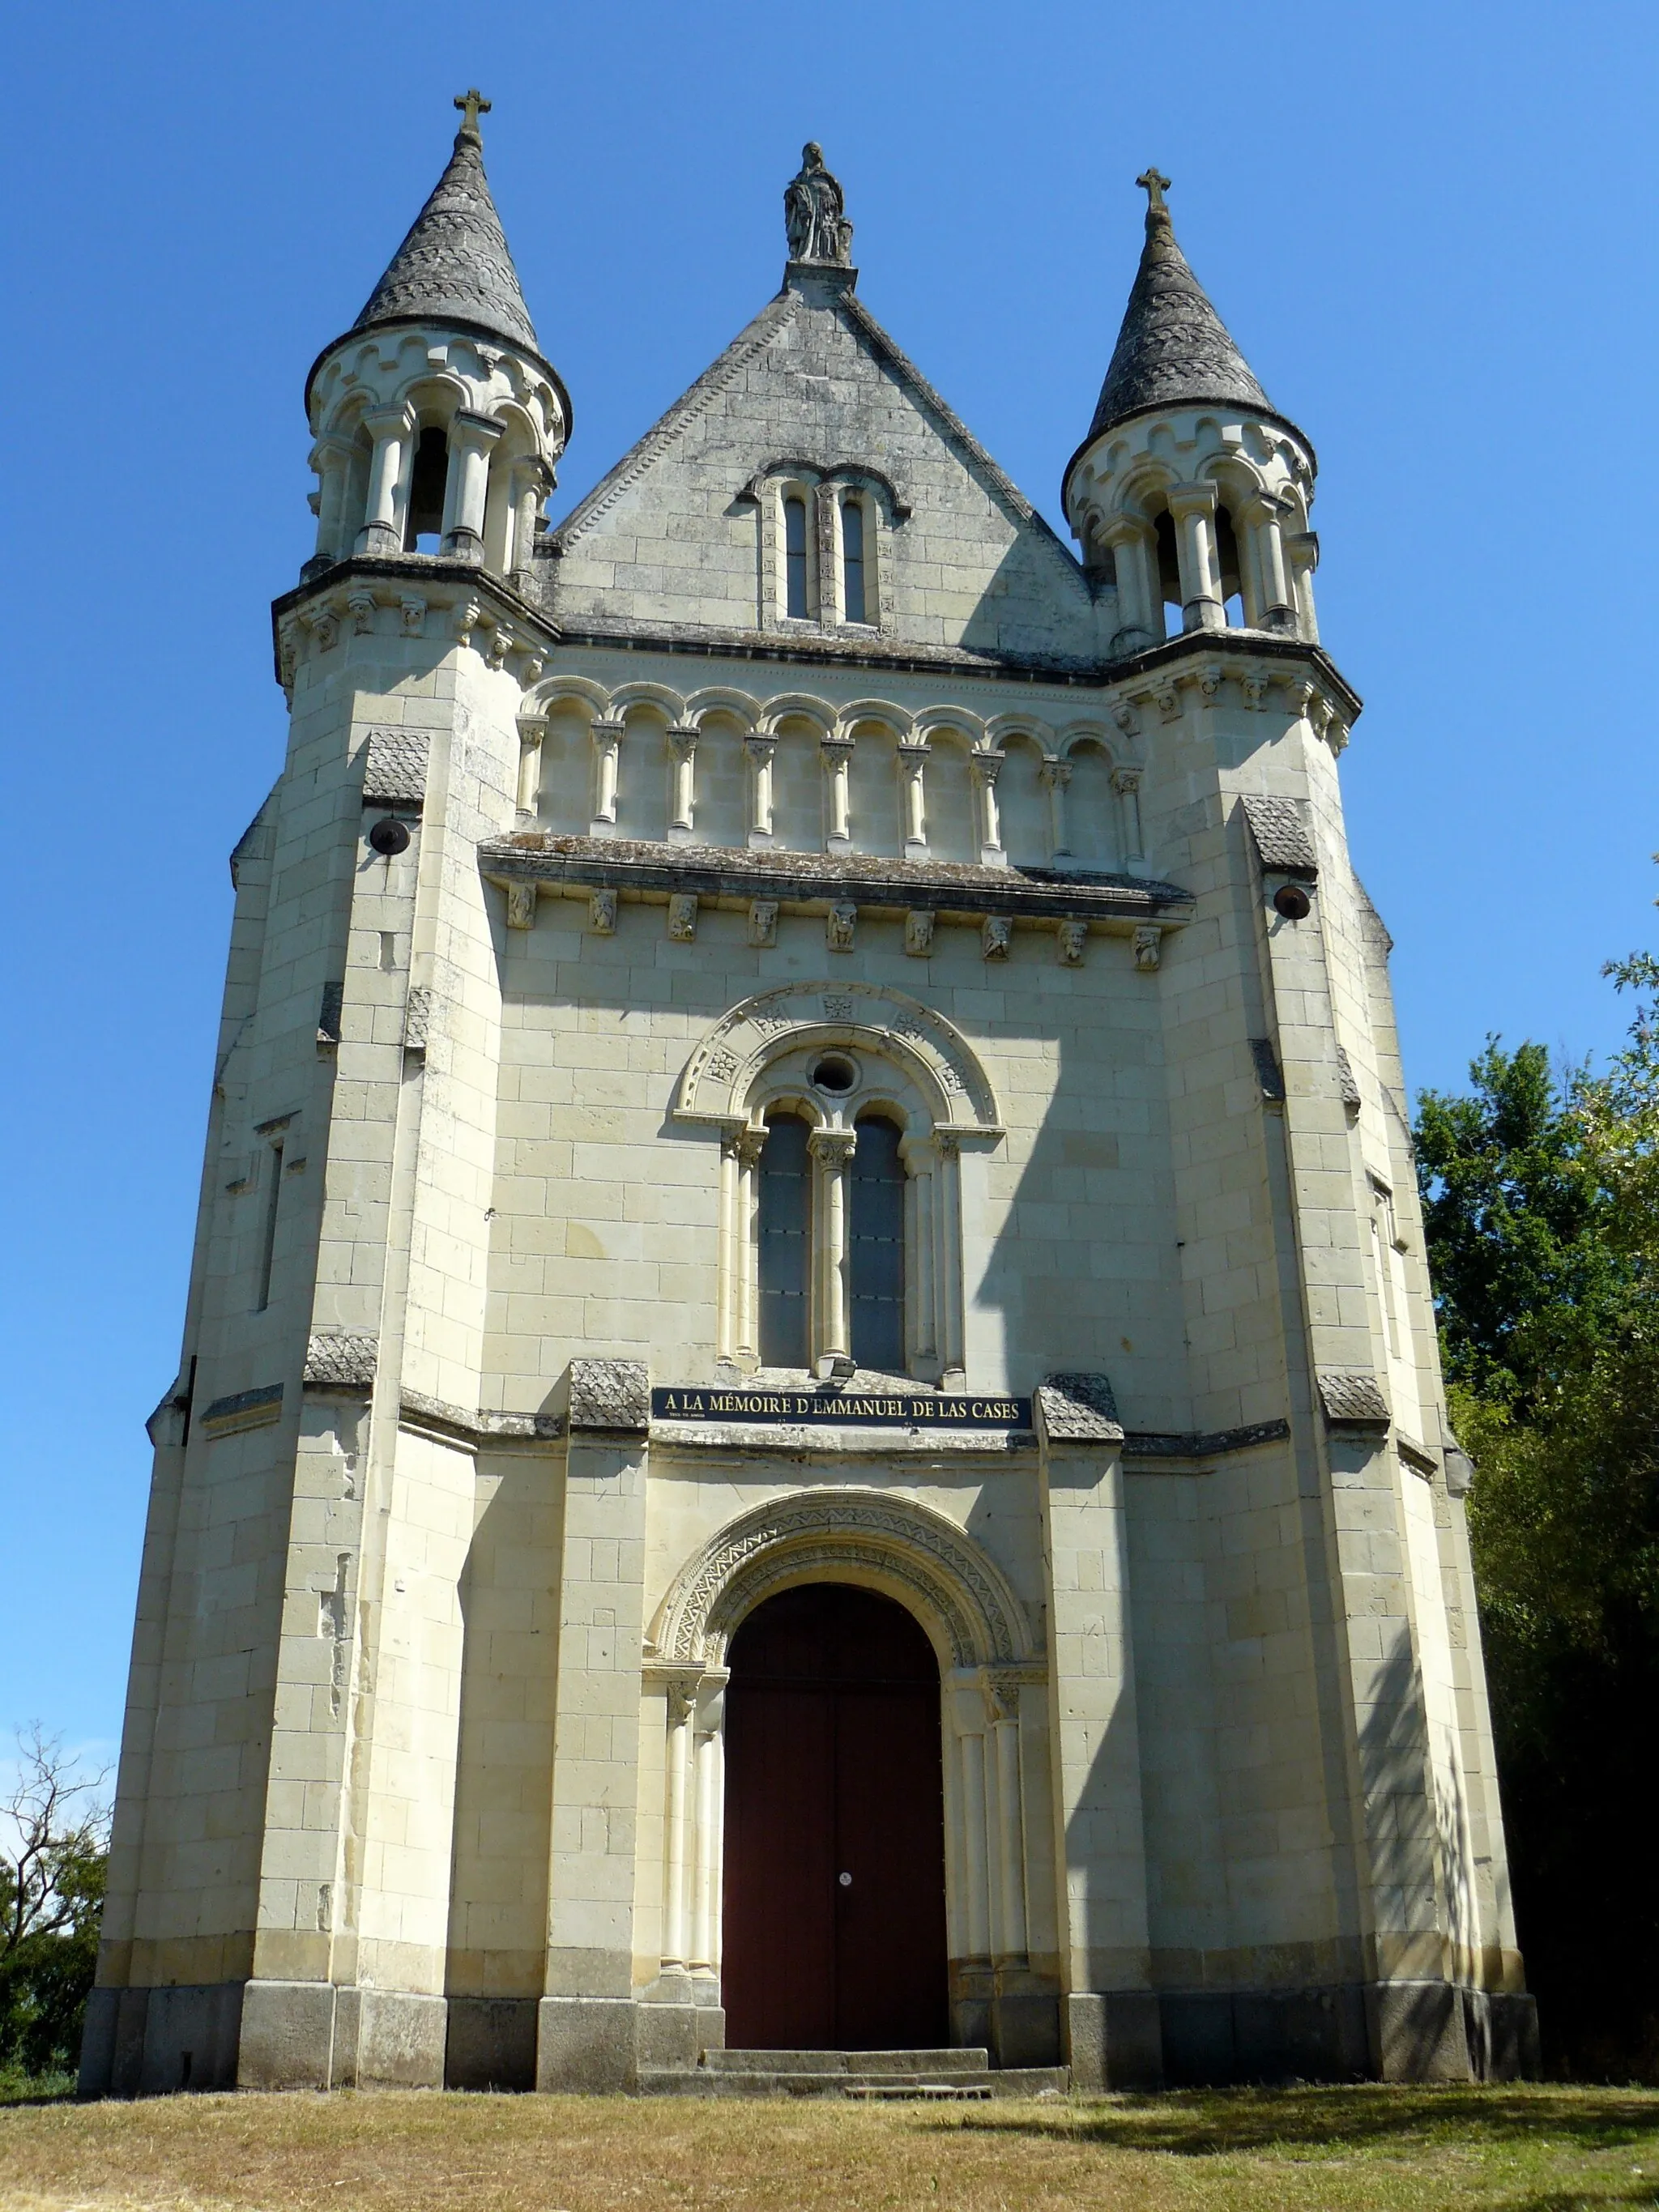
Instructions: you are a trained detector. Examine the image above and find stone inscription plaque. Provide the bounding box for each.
[651,1387,1031,1429]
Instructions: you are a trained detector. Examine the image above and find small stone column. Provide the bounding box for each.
[987,1676,1029,1960]
[516,722,544,815]
[441,411,504,562]
[689,1672,727,1992]
[356,403,416,557]
[666,725,699,842]
[1102,517,1159,649]
[510,458,550,578]
[661,1681,694,1974]
[1240,493,1295,632]
[309,434,358,567]
[590,719,625,836]
[901,1135,939,1371]
[1168,485,1224,632]
[935,1132,966,1387]
[808,1128,855,1373]
[952,1681,993,1964]
[1111,766,1144,863]
[745,735,777,845]
[1039,757,1073,859]
[898,739,929,857]
[1286,531,1320,642]
[821,735,855,850]
[970,749,1004,865]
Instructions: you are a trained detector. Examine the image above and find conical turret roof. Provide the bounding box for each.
[350,95,539,355]
[1082,172,1273,445]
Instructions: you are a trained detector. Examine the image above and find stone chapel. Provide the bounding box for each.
[81,99,1538,2099]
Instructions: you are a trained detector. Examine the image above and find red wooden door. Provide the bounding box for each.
[722,1583,948,2050]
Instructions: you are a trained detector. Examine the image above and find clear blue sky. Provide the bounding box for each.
[4,0,1656,1763]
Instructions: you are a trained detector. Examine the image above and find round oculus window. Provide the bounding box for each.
[811,1054,858,1094]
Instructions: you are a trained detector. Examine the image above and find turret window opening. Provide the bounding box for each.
[405,426,450,553]
[841,497,868,625]
[1154,510,1182,638]
[1213,502,1246,628]
[849,1114,906,1370]
[783,493,811,619]
[757,1110,812,1366]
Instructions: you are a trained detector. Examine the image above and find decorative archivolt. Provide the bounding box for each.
[648,1488,1034,1670]
[673,981,1000,1132]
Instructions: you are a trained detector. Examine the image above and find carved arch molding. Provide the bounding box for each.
[649,1489,1035,1671]
[673,980,1000,1133]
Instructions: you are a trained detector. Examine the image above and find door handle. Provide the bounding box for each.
[838,1871,852,1887]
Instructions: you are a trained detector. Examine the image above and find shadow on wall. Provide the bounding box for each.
[442,1460,558,2091]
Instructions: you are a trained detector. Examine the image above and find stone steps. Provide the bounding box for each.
[639,2047,1068,2099]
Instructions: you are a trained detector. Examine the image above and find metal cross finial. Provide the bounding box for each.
[1137,167,1172,215]
[454,88,492,140]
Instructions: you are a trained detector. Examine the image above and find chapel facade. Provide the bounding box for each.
[82,102,1538,2098]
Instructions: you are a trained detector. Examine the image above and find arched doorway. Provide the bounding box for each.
[722,1583,949,2050]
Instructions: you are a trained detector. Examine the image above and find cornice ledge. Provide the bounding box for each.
[397,1388,564,1448]
[271,556,558,693]
[480,835,1193,925]
[1122,1417,1292,1464]
[1102,630,1363,723]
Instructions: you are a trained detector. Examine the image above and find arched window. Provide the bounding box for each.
[841,498,867,624]
[783,495,810,620]
[1154,509,1182,637]
[1213,502,1245,627]
[757,1110,811,1366]
[849,1115,905,1370]
[405,427,449,553]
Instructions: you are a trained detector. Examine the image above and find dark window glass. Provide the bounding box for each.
[842,500,866,624]
[404,427,449,552]
[758,1112,812,1367]
[784,496,809,619]
[850,1115,906,1372]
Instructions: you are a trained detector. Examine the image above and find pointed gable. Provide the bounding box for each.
[544,271,1097,669]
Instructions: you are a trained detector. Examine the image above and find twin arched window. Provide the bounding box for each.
[756,1107,907,1373]
[777,486,874,628]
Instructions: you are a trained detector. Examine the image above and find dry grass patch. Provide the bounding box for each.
[1,2084,1657,2211]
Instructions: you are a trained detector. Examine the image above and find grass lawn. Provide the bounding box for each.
[1,2084,1657,2210]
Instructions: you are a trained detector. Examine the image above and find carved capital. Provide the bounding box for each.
[1038,757,1073,791]
[666,723,700,764]
[1110,765,1142,796]
[808,1128,857,1169]
[969,748,1004,786]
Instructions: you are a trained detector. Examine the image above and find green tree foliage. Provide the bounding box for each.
[1417,968,1659,2082]
[0,1728,107,2083]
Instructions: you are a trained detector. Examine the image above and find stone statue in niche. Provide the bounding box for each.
[785,143,854,266]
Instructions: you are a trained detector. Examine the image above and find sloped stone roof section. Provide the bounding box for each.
[352,128,539,356]
[1239,794,1318,876]
[1082,195,1272,448]
[543,275,1097,667]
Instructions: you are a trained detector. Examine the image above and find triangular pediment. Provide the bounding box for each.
[541,274,1097,667]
